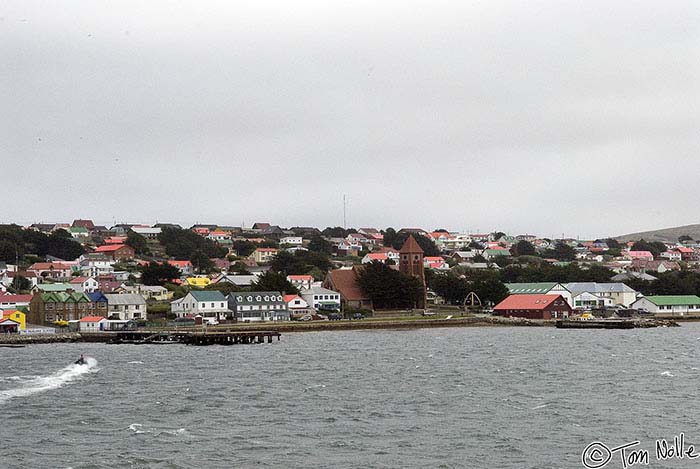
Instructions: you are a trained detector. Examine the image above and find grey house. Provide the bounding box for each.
[227,291,288,322]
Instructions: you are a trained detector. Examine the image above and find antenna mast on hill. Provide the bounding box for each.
[343,194,347,229]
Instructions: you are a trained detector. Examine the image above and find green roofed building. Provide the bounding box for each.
[171,290,231,323]
[29,291,105,325]
[631,295,700,316]
[505,282,573,307]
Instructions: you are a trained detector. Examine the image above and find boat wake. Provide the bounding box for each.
[0,357,99,402]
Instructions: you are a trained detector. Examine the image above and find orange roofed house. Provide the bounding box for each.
[493,294,573,320]
[94,244,135,261]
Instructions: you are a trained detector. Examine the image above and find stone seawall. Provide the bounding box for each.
[0,333,81,345]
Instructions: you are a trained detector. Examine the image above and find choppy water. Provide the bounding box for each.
[2,325,700,468]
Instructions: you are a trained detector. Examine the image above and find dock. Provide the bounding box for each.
[555,319,679,329]
[82,330,282,346]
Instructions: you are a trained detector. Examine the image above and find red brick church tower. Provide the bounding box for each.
[399,235,427,309]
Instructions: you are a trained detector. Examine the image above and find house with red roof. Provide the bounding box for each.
[0,293,33,310]
[27,262,75,279]
[168,260,193,276]
[94,244,135,261]
[284,294,310,313]
[287,274,314,290]
[424,256,449,270]
[493,294,573,320]
[79,316,107,332]
[361,252,390,264]
[69,276,99,293]
[625,250,654,262]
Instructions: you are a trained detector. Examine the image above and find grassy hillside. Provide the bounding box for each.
[615,224,700,243]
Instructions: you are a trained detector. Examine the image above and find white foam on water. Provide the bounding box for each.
[661,371,674,377]
[128,361,144,364]
[0,357,99,403]
[531,404,549,410]
[129,423,149,434]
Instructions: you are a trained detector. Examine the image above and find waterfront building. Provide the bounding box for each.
[79,316,106,332]
[324,266,373,310]
[29,291,94,324]
[631,295,700,316]
[300,287,341,312]
[103,293,147,320]
[504,283,574,308]
[171,291,230,322]
[564,282,638,307]
[227,291,288,321]
[493,294,573,319]
[2,310,26,330]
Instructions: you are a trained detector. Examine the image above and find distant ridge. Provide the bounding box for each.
[615,224,700,243]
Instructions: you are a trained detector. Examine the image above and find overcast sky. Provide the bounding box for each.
[1,1,698,238]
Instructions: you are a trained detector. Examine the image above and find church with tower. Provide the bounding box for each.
[399,235,427,309]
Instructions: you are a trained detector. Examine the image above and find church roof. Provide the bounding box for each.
[399,235,424,254]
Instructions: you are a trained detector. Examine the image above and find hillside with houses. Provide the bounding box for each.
[3,219,700,333]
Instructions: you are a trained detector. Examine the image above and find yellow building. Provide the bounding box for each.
[186,277,212,288]
[2,310,26,330]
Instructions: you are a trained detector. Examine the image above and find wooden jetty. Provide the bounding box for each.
[95,330,281,346]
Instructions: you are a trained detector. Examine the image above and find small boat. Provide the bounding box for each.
[0,344,26,348]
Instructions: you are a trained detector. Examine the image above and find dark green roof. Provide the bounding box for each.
[189,291,226,302]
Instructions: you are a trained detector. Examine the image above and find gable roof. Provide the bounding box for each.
[325,268,369,301]
[95,244,132,253]
[103,293,147,305]
[189,290,226,302]
[494,294,567,311]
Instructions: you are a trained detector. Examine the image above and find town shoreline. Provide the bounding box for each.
[0,315,688,344]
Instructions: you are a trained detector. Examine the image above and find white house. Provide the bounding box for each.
[170,291,230,322]
[280,236,303,246]
[631,295,700,316]
[79,316,107,332]
[571,292,614,310]
[284,294,310,313]
[104,293,147,320]
[565,283,639,307]
[300,287,341,312]
[69,276,99,293]
[287,275,314,290]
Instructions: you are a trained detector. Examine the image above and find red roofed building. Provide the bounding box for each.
[168,260,193,276]
[287,275,313,290]
[27,262,74,279]
[79,315,106,332]
[0,293,33,309]
[94,244,135,261]
[625,250,654,261]
[493,294,572,320]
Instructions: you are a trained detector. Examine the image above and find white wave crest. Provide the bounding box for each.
[0,357,98,402]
